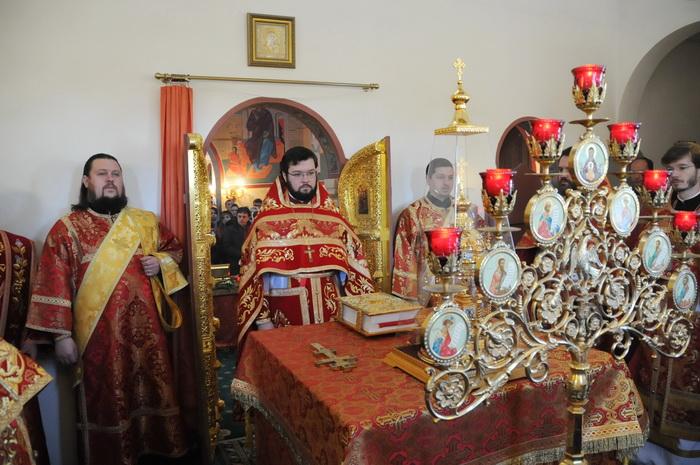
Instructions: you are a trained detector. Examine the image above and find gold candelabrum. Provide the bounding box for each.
[422,63,695,465]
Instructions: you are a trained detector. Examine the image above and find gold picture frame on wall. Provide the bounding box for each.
[247,13,295,68]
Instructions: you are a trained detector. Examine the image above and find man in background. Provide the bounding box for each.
[392,158,456,305]
[229,206,251,275]
[627,152,654,192]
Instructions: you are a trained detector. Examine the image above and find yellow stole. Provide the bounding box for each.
[73,208,187,359]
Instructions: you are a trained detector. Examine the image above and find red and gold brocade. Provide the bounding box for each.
[0,338,51,465]
[233,322,647,465]
[392,196,452,302]
[0,231,34,347]
[25,209,187,465]
[237,178,375,345]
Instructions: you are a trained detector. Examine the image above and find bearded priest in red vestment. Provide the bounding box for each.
[24,154,189,465]
[392,158,460,304]
[237,146,375,346]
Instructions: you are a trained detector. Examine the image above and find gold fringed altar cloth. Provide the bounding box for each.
[231,322,647,465]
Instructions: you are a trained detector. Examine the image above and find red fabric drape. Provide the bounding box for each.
[160,85,193,243]
[159,85,199,445]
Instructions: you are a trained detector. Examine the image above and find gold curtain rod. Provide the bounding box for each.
[154,73,379,91]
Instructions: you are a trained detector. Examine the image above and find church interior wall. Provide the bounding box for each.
[1,1,699,464]
[636,36,700,164]
[1,0,698,247]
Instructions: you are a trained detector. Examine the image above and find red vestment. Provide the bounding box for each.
[0,231,34,346]
[25,209,187,465]
[236,178,375,345]
[391,196,452,303]
[1,231,50,465]
[0,338,52,465]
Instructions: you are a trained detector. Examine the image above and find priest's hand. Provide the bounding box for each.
[256,319,274,331]
[141,256,161,277]
[55,337,79,365]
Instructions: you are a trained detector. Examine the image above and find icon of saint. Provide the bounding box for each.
[489,257,509,296]
[616,195,634,231]
[536,200,559,239]
[583,146,600,182]
[647,238,666,272]
[676,275,695,308]
[431,317,458,357]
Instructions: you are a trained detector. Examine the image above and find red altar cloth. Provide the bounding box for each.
[232,322,647,465]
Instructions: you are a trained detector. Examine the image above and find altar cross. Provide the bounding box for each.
[311,343,357,371]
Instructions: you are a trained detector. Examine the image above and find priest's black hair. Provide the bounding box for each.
[280,146,318,175]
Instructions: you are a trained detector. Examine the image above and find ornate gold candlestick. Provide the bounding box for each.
[423,64,693,465]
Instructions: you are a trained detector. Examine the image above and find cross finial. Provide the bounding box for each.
[453,58,465,82]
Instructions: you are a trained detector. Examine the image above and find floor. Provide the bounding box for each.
[215,348,252,465]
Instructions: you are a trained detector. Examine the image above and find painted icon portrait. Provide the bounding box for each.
[572,138,608,189]
[479,248,521,300]
[642,230,672,275]
[424,309,470,364]
[527,192,567,244]
[609,187,639,236]
[671,268,697,311]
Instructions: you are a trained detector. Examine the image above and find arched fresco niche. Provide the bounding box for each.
[204,97,346,210]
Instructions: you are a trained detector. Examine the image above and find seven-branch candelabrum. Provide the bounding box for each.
[424,63,694,464]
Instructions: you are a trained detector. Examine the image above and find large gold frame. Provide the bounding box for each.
[337,137,392,292]
[186,133,222,463]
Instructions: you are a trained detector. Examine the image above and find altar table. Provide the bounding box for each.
[231,322,647,465]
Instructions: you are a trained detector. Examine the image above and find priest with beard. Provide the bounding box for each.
[236,146,375,346]
[23,153,189,465]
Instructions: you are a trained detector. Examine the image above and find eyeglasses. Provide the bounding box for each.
[287,170,317,179]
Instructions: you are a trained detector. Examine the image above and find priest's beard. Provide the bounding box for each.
[88,190,128,214]
[286,182,317,203]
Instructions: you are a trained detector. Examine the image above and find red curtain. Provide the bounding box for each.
[159,85,199,442]
[160,85,193,243]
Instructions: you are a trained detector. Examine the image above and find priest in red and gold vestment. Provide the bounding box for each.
[24,154,189,465]
[1,231,34,346]
[237,147,375,345]
[392,158,457,304]
[0,338,52,465]
[1,230,51,465]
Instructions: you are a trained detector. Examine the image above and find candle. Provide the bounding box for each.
[608,122,641,144]
[643,170,668,192]
[425,227,461,257]
[674,211,697,232]
[531,119,565,143]
[571,64,605,90]
[483,169,513,197]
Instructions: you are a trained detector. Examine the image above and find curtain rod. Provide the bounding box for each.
[154,73,379,91]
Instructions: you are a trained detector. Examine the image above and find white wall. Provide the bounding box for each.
[2,0,699,246]
[1,2,700,463]
[637,36,700,162]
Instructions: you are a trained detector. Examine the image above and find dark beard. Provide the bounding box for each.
[89,194,128,214]
[288,184,317,203]
[557,179,575,196]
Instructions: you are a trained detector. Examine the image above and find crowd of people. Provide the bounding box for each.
[210,197,262,275]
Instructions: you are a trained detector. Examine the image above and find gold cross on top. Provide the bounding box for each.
[453,58,465,82]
